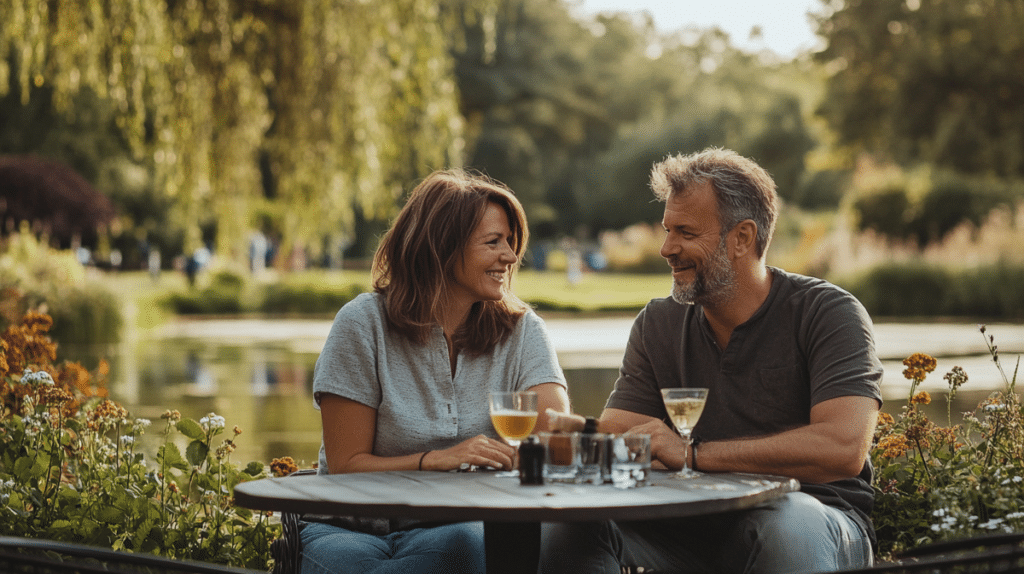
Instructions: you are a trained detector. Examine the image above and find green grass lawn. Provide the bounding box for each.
[97,267,670,325]
[513,269,668,312]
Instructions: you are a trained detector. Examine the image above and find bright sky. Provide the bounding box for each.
[573,0,825,58]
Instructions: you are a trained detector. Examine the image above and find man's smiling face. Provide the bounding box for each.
[659,181,737,307]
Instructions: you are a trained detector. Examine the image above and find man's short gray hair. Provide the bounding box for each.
[650,147,779,258]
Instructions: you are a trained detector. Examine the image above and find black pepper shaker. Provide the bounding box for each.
[518,435,544,485]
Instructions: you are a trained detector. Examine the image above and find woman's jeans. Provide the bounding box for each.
[540,492,874,574]
[300,521,485,574]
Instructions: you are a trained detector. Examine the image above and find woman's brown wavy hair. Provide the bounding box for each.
[372,169,530,355]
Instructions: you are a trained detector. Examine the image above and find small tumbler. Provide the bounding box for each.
[609,433,651,489]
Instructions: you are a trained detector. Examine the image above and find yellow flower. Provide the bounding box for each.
[911,391,931,405]
[877,412,895,426]
[270,456,299,477]
[902,353,937,381]
[877,435,910,458]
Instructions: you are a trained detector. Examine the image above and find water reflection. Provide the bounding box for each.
[59,339,1018,468]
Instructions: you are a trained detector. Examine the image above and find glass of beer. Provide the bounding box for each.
[489,391,539,477]
[660,387,708,479]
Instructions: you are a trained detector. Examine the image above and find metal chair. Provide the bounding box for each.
[833,532,1024,573]
[269,468,317,574]
[0,536,268,574]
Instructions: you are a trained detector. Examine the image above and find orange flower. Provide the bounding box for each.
[902,353,937,381]
[877,435,910,458]
[270,456,299,477]
[911,391,931,405]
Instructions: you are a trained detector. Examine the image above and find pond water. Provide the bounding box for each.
[58,318,1024,468]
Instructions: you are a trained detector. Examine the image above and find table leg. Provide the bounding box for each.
[485,521,541,574]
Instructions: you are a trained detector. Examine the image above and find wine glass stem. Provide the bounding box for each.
[681,432,692,472]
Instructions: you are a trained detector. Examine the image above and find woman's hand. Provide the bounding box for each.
[424,434,517,471]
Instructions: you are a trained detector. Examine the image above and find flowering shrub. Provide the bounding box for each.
[0,308,280,569]
[871,326,1024,559]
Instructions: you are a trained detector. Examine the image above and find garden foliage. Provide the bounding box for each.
[0,306,282,569]
[0,228,122,344]
[872,326,1024,559]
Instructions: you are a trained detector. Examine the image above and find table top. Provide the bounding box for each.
[234,470,799,523]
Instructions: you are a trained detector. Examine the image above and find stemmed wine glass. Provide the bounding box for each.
[660,387,708,479]
[488,391,538,477]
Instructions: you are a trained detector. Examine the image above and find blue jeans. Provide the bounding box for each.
[300,521,485,574]
[540,492,874,574]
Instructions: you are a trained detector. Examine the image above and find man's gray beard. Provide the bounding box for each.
[670,237,737,307]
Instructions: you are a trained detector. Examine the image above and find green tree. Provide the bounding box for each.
[453,0,651,237]
[0,0,472,264]
[815,0,1024,178]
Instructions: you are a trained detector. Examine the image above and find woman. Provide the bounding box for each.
[300,169,571,574]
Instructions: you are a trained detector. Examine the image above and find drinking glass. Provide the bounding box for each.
[489,391,538,477]
[609,433,651,489]
[660,387,708,479]
[538,432,580,483]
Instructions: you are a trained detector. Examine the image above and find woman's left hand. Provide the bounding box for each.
[423,434,517,471]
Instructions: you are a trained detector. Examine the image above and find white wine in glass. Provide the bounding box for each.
[661,387,708,479]
[489,391,538,477]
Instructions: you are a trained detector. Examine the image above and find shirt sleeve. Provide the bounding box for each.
[514,311,568,391]
[311,294,382,410]
[802,286,884,408]
[604,305,668,419]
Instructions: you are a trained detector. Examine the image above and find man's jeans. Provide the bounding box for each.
[541,492,874,574]
[300,521,485,574]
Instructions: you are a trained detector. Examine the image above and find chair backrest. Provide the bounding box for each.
[833,532,1024,573]
[0,536,268,574]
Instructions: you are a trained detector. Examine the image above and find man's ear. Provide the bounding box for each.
[730,220,758,259]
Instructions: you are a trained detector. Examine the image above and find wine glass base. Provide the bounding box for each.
[670,468,702,479]
[493,470,520,478]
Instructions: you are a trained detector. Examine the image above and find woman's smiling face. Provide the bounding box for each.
[450,202,519,311]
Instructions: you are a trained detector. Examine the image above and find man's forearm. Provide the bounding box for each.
[694,423,871,484]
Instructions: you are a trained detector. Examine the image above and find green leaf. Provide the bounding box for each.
[134,519,154,551]
[176,419,206,441]
[96,505,125,525]
[185,440,209,467]
[13,455,37,482]
[57,487,82,505]
[244,461,264,476]
[158,442,190,471]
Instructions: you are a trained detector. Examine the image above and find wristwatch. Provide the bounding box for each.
[690,437,702,471]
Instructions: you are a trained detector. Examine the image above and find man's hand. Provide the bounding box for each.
[628,418,689,470]
[545,408,585,433]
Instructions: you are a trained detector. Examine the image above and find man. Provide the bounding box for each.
[542,147,882,574]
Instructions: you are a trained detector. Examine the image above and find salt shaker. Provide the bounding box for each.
[518,435,544,485]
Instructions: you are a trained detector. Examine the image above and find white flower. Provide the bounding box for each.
[1006,512,1024,521]
[979,518,1005,530]
[119,435,135,446]
[21,369,54,385]
[984,403,1007,412]
[199,413,226,431]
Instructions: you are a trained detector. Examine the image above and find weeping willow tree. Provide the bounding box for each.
[0,0,477,264]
